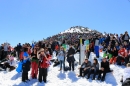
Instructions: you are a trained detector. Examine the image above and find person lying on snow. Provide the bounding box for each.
[0,54,16,71]
[78,58,91,77]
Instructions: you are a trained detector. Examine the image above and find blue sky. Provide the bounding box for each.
[0,0,130,47]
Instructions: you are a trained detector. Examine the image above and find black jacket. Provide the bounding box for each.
[81,61,91,68]
[101,61,110,72]
[122,34,130,41]
[91,63,99,70]
[67,47,75,62]
[22,60,31,72]
[67,47,75,56]
[111,50,118,57]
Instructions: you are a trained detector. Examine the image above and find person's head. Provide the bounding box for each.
[60,46,64,51]
[107,46,111,50]
[33,48,37,52]
[102,58,107,63]
[115,42,119,46]
[69,44,73,48]
[24,48,28,52]
[113,47,117,51]
[124,41,128,46]
[125,31,128,35]
[120,45,123,49]
[39,48,44,55]
[84,58,88,63]
[93,58,98,64]
[127,63,130,68]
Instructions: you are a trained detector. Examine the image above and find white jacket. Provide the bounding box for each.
[123,67,130,82]
[8,60,16,67]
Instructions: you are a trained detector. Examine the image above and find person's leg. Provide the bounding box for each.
[26,72,29,80]
[79,68,84,76]
[113,57,117,64]
[22,71,26,82]
[38,68,43,82]
[117,56,121,65]
[109,58,114,64]
[63,60,65,71]
[31,62,35,78]
[84,68,90,77]
[60,60,62,70]
[72,61,75,71]
[69,61,72,71]
[35,62,38,79]
[43,68,48,83]
[125,57,129,66]
[87,69,92,79]
[101,71,106,81]
[98,70,102,80]
[93,69,97,80]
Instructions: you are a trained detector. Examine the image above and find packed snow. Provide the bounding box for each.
[61,26,91,34]
[0,53,124,86]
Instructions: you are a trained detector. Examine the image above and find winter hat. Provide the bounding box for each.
[39,48,44,53]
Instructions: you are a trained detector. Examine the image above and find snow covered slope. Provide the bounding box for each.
[0,53,124,86]
[60,26,92,34]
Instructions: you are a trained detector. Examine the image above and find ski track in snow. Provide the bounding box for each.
[0,54,123,86]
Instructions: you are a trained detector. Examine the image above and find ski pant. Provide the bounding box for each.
[31,61,38,78]
[60,60,65,70]
[88,69,98,79]
[109,57,117,64]
[117,56,129,65]
[38,68,47,82]
[69,61,74,71]
[79,68,90,76]
[22,71,28,82]
[98,70,106,79]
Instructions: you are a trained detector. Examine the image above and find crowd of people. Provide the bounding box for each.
[0,29,130,85]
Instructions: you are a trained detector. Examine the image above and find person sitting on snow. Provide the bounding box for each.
[97,57,110,81]
[87,58,99,80]
[0,54,16,71]
[121,63,130,86]
[78,58,91,77]
[116,45,128,66]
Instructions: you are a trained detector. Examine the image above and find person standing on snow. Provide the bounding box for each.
[37,48,50,83]
[31,48,39,79]
[67,44,75,71]
[22,48,31,82]
[57,46,66,71]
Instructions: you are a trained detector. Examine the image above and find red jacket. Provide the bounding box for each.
[39,54,51,68]
[20,52,24,60]
[118,48,127,57]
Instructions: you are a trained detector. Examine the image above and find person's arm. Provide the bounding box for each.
[96,63,99,70]
[37,51,40,59]
[43,52,48,60]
